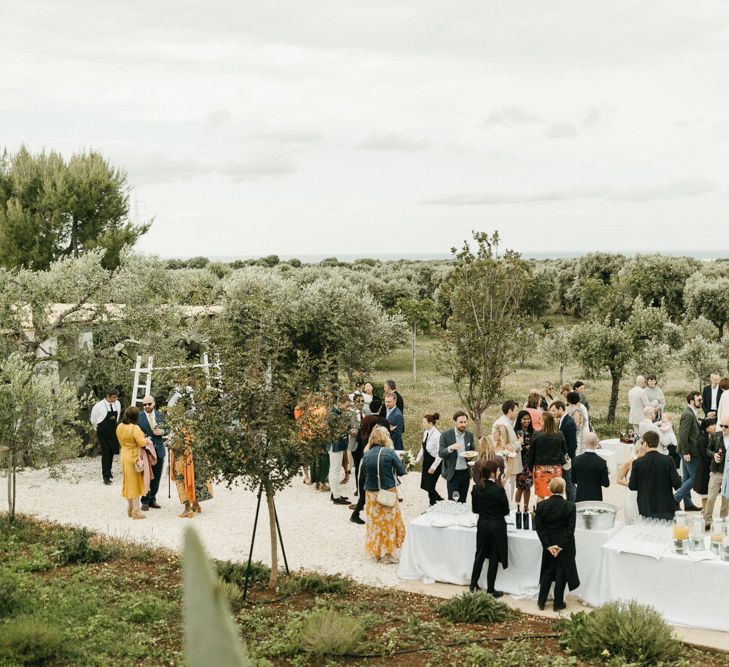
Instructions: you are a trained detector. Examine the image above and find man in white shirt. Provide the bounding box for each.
[494,400,518,445]
[702,373,723,419]
[89,388,122,485]
[628,376,649,432]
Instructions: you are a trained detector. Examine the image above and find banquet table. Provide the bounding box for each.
[399,511,622,597]
[599,438,633,468]
[579,527,729,632]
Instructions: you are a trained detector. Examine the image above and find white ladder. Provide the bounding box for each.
[131,355,154,406]
[202,352,223,392]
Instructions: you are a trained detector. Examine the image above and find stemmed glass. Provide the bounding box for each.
[452,491,460,503]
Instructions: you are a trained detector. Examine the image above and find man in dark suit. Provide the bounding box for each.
[675,391,703,511]
[702,372,723,419]
[383,392,404,450]
[378,379,404,413]
[570,433,610,502]
[139,395,166,510]
[550,401,577,502]
[438,411,475,503]
[535,477,579,611]
[630,431,682,520]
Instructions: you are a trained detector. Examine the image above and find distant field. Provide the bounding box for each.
[371,334,696,453]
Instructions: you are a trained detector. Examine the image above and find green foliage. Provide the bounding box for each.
[294,607,364,656]
[683,315,720,341]
[0,616,70,665]
[437,590,510,624]
[281,571,353,596]
[183,528,249,667]
[217,559,271,588]
[677,337,726,387]
[0,145,150,270]
[0,569,29,618]
[684,273,729,337]
[52,527,112,565]
[464,640,578,666]
[559,602,681,665]
[119,595,176,624]
[437,231,530,435]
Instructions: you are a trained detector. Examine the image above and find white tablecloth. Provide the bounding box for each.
[599,438,633,468]
[399,512,622,597]
[580,530,729,632]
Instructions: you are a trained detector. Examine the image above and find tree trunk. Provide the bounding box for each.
[411,323,417,385]
[607,372,621,424]
[265,488,278,590]
[7,449,16,523]
[559,362,564,387]
[472,413,483,439]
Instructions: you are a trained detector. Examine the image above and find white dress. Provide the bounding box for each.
[623,462,639,525]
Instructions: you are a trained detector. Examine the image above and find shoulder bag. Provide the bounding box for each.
[375,448,397,507]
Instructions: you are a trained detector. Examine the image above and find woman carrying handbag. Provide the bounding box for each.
[362,426,407,563]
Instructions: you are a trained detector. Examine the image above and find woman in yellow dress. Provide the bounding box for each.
[116,406,148,520]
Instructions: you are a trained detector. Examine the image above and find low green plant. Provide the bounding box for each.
[464,640,579,666]
[52,527,112,565]
[0,569,29,618]
[281,571,352,596]
[438,591,510,624]
[0,616,70,665]
[119,595,176,624]
[216,559,271,588]
[295,607,364,656]
[559,602,682,665]
[220,580,243,606]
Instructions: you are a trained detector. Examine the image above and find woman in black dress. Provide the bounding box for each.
[469,460,510,597]
[414,413,443,505]
[535,476,579,611]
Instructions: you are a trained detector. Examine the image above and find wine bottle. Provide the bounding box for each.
[515,504,522,529]
[522,509,530,530]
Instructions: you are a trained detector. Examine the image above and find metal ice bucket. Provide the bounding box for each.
[575,501,617,530]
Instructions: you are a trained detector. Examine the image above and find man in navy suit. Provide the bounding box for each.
[383,392,405,450]
[139,394,166,510]
[702,372,723,418]
[550,401,578,503]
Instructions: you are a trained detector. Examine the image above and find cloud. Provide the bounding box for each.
[206,109,233,127]
[546,121,577,138]
[125,154,294,185]
[483,105,542,127]
[261,129,323,144]
[357,132,429,152]
[424,180,716,206]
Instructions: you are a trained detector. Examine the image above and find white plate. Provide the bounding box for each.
[459,451,478,459]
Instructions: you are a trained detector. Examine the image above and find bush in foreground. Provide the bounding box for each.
[52,527,112,565]
[0,569,29,618]
[559,601,681,665]
[296,607,364,656]
[281,571,353,596]
[0,616,70,665]
[438,590,510,624]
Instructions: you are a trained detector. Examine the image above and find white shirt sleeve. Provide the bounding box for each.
[426,429,442,469]
[89,401,107,426]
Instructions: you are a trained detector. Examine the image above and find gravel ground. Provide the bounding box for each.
[0,457,436,587]
[1,457,635,588]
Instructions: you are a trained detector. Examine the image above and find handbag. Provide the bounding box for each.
[134,450,145,473]
[375,448,397,507]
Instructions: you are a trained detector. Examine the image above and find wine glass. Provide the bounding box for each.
[452,491,460,503]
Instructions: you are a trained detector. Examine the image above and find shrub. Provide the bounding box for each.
[438,591,510,624]
[559,601,681,665]
[281,571,352,596]
[52,527,112,565]
[216,559,270,587]
[464,640,578,666]
[0,616,69,665]
[296,607,364,656]
[0,569,28,618]
[220,580,243,606]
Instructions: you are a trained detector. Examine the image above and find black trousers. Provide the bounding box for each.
[143,454,165,505]
[470,553,499,593]
[354,464,367,514]
[447,468,470,503]
[99,434,118,481]
[538,570,567,607]
[353,448,364,488]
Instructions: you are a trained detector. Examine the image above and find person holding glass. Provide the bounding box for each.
[438,411,475,503]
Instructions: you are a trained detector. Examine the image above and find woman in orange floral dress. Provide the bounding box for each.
[361,426,407,563]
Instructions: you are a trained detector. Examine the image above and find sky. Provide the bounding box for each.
[2,1,729,259]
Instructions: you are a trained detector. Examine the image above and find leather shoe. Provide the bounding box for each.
[684,504,701,512]
[488,590,504,598]
[554,602,567,611]
[350,513,365,525]
[332,497,349,505]
[348,503,358,510]
[148,502,161,509]
[141,504,149,512]
[103,479,112,486]
[537,602,546,611]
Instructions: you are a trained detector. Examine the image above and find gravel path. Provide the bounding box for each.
[0,457,434,588]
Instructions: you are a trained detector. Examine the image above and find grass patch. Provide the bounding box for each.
[295,607,364,657]
[216,558,270,587]
[52,527,113,565]
[0,616,70,665]
[281,571,353,596]
[438,590,510,624]
[559,601,682,665]
[0,569,29,618]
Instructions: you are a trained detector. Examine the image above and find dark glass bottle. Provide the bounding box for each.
[522,509,530,530]
[515,504,522,529]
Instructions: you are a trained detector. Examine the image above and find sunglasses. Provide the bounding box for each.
[142,403,153,407]
[721,424,729,429]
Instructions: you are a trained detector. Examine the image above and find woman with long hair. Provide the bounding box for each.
[116,406,149,520]
[493,424,516,503]
[469,460,509,597]
[414,412,443,505]
[472,433,505,486]
[528,411,567,501]
[514,410,535,509]
[362,426,407,563]
[526,390,544,431]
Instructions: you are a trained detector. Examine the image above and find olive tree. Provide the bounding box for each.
[437,231,529,437]
[677,337,726,390]
[684,273,729,338]
[540,327,572,385]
